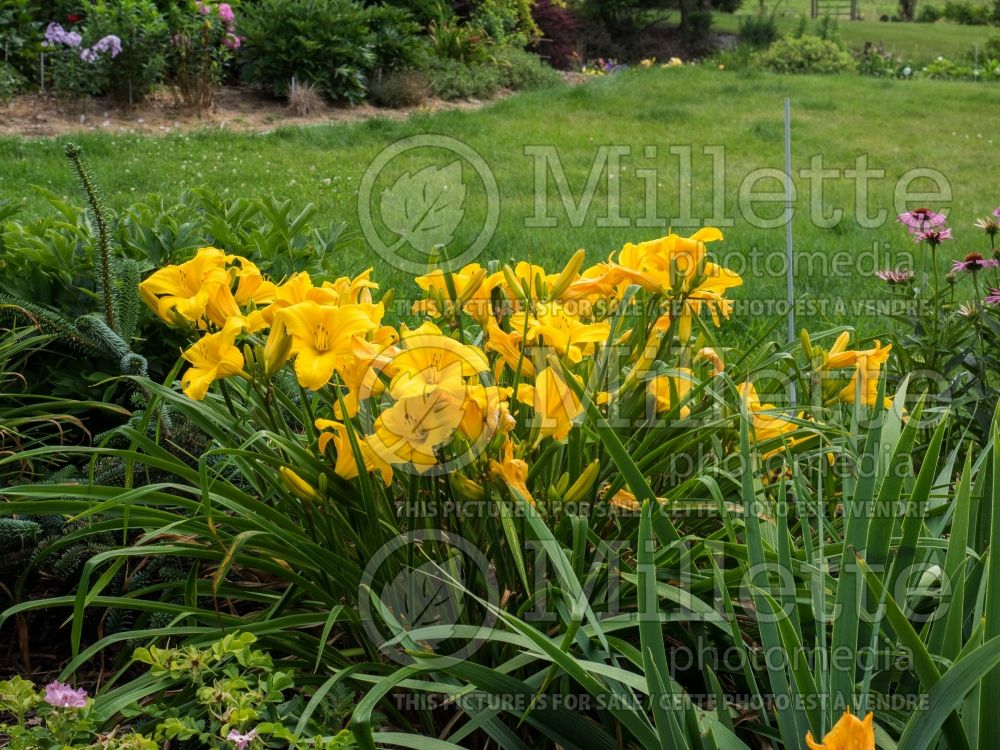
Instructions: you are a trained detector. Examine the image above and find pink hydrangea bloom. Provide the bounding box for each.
[198,2,211,14]
[44,681,88,709]
[218,3,235,23]
[227,728,259,749]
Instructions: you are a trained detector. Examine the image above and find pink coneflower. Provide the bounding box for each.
[986,288,1000,305]
[951,253,1000,274]
[915,227,952,246]
[227,728,259,749]
[898,207,947,232]
[876,269,915,285]
[993,206,1000,219]
[44,681,88,709]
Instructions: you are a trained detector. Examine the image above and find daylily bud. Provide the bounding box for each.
[502,264,528,303]
[263,319,293,377]
[451,472,485,500]
[564,459,600,502]
[280,467,321,503]
[799,329,813,362]
[548,249,585,300]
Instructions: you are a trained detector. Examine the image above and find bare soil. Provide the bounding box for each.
[0,84,531,139]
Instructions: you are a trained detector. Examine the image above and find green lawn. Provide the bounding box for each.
[2,67,999,339]
[713,12,998,59]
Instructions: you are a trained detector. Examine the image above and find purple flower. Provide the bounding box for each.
[93,34,122,58]
[218,3,235,23]
[227,728,259,749]
[80,47,98,63]
[915,227,952,246]
[951,253,1000,274]
[876,269,915,285]
[44,681,88,709]
[43,22,82,48]
[222,32,242,50]
[985,288,1000,305]
[898,208,947,233]
[198,2,211,14]
[993,206,1000,219]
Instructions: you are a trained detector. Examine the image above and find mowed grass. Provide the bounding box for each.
[714,12,997,59]
[2,67,999,339]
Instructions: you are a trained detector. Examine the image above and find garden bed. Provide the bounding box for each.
[0,85,548,138]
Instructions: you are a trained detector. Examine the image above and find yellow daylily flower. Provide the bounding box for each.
[837,342,893,409]
[179,317,245,400]
[485,319,535,380]
[646,368,695,419]
[321,268,379,306]
[805,709,874,750]
[516,366,583,442]
[278,301,378,390]
[490,438,533,505]
[367,389,465,474]
[613,228,724,293]
[739,382,797,441]
[414,263,499,324]
[460,384,513,444]
[386,323,489,401]
[509,302,611,364]
[232,256,278,307]
[139,246,230,326]
[261,272,340,324]
[315,418,392,485]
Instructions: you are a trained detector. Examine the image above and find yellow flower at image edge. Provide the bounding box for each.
[805,709,874,750]
[180,318,244,400]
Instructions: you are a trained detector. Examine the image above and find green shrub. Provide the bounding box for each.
[985,31,1000,58]
[424,47,559,99]
[941,0,992,24]
[0,59,26,102]
[425,55,503,98]
[83,0,169,105]
[917,3,942,21]
[495,45,562,89]
[923,54,974,77]
[738,11,779,48]
[238,0,419,101]
[758,34,857,73]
